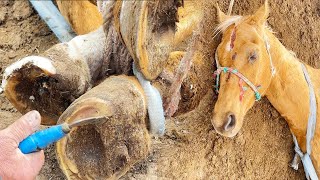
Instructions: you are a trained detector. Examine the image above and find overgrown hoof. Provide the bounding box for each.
[2,54,91,125]
[119,1,183,80]
[56,75,150,179]
[2,56,64,125]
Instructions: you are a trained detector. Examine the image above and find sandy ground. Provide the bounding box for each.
[1,0,319,179]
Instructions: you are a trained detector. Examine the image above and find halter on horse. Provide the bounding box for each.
[212,2,318,179]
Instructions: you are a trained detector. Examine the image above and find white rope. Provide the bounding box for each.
[215,24,317,180]
[132,63,165,136]
[292,135,318,180]
[215,49,220,68]
[215,3,317,178]
[302,63,317,155]
[264,36,276,77]
[29,0,76,42]
[227,0,235,15]
[291,64,318,180]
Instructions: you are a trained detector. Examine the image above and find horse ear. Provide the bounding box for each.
[216,4,229,23]
[251,0,269,25]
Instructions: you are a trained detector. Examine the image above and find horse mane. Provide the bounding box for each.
[213,15,243,39]
[212,15,277,39]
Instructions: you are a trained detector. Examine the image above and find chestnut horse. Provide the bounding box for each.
[56,0,102,35]
[212,1,320,178]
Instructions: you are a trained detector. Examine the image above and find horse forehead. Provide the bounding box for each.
[222,24,259,44]
[237,25,261,41]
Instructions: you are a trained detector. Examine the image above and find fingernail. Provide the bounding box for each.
[26,110,41,131]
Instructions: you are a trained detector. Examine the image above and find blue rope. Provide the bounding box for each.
[29,0,76,42]
[254,92,261,101]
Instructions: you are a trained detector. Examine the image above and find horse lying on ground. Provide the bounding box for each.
[2,1,206,179]
[3,0,311,178]
[212,1,320,178]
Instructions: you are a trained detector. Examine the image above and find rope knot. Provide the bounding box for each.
[223,67,228,73]
[254,92,261,101]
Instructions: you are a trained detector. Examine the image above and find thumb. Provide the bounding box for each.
[25,150,45,175]
[6,110,41,144]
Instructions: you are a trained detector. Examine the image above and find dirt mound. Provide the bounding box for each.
[1,0,319,179]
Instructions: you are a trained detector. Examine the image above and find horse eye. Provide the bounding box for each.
[248,51,258,63]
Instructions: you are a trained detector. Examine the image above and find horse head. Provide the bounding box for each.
[212,1,275,137]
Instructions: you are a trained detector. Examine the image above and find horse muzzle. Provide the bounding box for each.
[212,112,240,138]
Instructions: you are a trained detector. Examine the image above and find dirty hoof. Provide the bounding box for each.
[2,55,91,125]
[56,76,150,179]
[119,1,183,80]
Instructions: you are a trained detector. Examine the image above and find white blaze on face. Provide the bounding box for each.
[1,56,56,90]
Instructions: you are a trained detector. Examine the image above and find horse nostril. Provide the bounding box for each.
[224,114,236,131]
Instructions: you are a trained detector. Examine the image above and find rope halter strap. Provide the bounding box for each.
[214,66,261,101]
[213,25,277,102]
[264,36,276,77]
[291,64,318,180]
[214,24,318,179]
[214,47,262,101]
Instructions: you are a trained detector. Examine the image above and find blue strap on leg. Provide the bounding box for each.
[29,0,76,42]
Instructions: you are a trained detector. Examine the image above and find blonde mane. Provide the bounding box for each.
[213,15,243,39]
[213,15,276,39]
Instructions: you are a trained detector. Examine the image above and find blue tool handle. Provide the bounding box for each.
[19,124,67,154]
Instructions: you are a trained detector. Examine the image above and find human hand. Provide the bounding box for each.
[0,111,45,180]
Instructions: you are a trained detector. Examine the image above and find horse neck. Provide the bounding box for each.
[264,31,316,151]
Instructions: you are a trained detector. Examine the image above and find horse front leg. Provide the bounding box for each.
[56,75,150,180]
[1,26,106,125]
